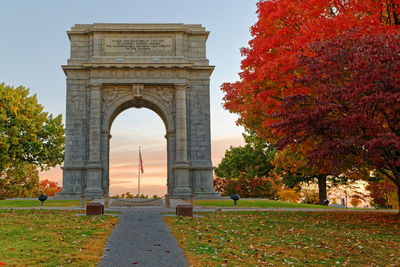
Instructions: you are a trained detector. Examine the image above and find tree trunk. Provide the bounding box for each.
[317,175,327,206]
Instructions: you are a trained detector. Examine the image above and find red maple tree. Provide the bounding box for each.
[367,178,399,209]
[40,179,61,196]
[273,30,400,212]
[222,0,393,139]
[222,0,400,210]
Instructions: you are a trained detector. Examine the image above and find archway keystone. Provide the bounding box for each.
[57,23,219,199]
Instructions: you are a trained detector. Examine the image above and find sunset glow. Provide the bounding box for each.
[40,107,244,196]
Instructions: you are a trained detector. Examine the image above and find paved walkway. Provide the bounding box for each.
[98,207,187,267]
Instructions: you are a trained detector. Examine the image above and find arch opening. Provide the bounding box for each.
[108,106,168,198]
[108,98,169,134]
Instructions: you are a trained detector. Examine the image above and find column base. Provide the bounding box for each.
[84,187,104,200]
[55,192,83,200]
[173,163,191,198]
[85,163,103,200]
[192,192,221,199]
[171,187,193,198]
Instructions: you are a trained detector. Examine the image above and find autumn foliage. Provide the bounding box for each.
[39,179,61,196]
[278,188,301,202]
[222,0,400,211]
[214,175,282,199]
[214,132,282,198]
[222,0,398,137]
[367,179,399,209]
[273,30,400,207]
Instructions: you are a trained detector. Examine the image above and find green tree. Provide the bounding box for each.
[0,83,64,199]
[0,161,40,199]
[214,131,280,198]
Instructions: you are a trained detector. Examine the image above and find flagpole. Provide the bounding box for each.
[138,146,141,198]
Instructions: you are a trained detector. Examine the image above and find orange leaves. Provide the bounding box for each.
[221,0,399,139]
[39,179,61,197]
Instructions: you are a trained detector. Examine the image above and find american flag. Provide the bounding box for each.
[139,147,144,174]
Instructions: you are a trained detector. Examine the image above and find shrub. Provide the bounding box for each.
[301,188,319,204]
[278,189,300,202]
[39,179,61,197]
[213,174,282,199]
[350,196,362,207]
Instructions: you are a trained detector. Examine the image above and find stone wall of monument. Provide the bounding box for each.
[58,23,219,199]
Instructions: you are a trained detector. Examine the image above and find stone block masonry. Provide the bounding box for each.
[56,23,220,200]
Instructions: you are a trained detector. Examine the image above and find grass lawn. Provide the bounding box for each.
[0,199,82,207]
[0,209,118,266]
[165,211,400,266]
[193,199,333,209]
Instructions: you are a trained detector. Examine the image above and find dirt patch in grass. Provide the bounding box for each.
[165,211,400,266]
[0,209,118,266]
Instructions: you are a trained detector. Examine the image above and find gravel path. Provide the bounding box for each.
[98,207,187,267]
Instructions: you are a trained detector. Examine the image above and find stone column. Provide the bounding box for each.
[165,132,175,196]
[85,84,103,198]
[175,85,188,163]
[173,84,191,197]
[100,131,109,195]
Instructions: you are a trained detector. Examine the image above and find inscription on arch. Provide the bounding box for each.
[103,34,175,56]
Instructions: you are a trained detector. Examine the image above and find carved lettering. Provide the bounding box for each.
[104,37,174,55]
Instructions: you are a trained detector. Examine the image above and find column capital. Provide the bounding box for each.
[165,132,176,139]
[88,83,102,90]
[175,84,188,91]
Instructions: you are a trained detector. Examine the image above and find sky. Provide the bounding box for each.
[0,0,259,196]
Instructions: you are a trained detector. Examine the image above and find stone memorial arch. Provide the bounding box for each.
[57,23,219,199]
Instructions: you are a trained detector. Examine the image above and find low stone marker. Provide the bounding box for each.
[104,195,110,208]
[189,194,194,206]
[81,195,86,208]
[176,205,193,217]
[86,202,104,215]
